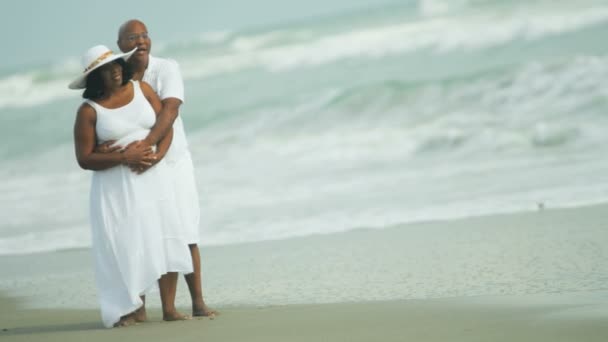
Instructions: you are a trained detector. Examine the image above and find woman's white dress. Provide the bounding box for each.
[86,81,193,328]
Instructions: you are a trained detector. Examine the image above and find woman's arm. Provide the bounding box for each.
[73,103,154,170]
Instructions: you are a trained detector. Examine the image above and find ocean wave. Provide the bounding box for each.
[197,54,608,161]
[0,227,90,256]
[418,0,473,16]
[0,59,80,109]
[178,4,608,78]
[2,2,607,110]
[198,30,234,45]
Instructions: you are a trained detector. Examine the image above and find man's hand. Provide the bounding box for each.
[121,140,160,174]
[94,140,121,154]
[128,153,162,174]
[121,140,155,172]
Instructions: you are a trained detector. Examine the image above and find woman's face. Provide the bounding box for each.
[97,61,123,88]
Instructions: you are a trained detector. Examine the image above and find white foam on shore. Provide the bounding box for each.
[0,227,89,256]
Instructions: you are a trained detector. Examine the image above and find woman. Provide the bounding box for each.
[70,45,192,327]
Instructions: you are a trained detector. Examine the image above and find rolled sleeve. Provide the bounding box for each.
[158,59,185,103]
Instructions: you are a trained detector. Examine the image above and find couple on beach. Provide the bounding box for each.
[70,19,217,328]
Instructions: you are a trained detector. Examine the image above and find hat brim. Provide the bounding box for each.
[68,47,137,90]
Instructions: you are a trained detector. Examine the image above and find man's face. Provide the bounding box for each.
[117,21,151,61]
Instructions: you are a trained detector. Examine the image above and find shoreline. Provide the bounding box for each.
[2,200,606,259]
[2,202,608,307]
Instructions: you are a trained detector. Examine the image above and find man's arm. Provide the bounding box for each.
[127,81,175,174]
[143,97,181,147]
[155,125,173,159]
[143,58,184,147]
[142,81,174,161]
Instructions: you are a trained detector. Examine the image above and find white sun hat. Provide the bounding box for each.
[68,45,137,89]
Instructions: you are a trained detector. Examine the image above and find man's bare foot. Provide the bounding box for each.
[163,310,191,322]
[113,313,137,328]
[134,306,147,322]
[193,302,219,318]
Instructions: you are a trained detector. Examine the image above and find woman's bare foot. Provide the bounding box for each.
[193,302,219,318]
[113,313,137,328]
[134,305,147,322]
[163,310,191,322]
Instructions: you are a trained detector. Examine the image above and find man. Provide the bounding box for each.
[106,19,217,320]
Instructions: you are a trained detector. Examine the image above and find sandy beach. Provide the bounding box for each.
[1,203,607,341]
[1,291,607,342]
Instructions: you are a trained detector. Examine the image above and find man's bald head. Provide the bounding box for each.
[117,19,151,64]
[118,19,147,40]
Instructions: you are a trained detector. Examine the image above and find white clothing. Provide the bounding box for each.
[143,55,200,244]
[86,81,193,328]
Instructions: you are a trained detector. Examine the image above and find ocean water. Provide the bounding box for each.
[3,0,608,256]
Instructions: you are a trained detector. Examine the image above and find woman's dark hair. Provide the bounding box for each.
[82,59,133,100]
